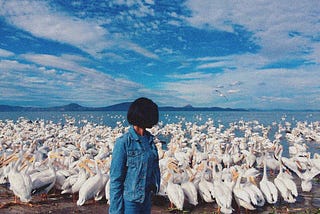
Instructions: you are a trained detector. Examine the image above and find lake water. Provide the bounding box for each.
[0,111,319,127]
[1,110,320,156]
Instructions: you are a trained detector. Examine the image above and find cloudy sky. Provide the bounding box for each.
[0,0,319,109]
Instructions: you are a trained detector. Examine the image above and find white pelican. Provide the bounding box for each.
[165,164,184,210]
[282,154,320,192]
[30,159,56,199]
[259,155,278,204]
[212,165,233,214]
[242,176,265,207]
[311,153,320,170]
[289,143,308,156]
[243,147,257,168]
[0,164,10,184]
[61,171,79,193]
[230,142,244,165]
[180,166,198,206]
[222,144,232,168]
[299,166,320,192]
[158,176,168,197]
[105,178,110,204]
[94,172,108,201]
[274,160,297,203]
[7,154,32,203]
[197,163,215,203]
[54,169,72,191]
[77,161,104,206]
[61,165,89,200]
[232,168,256,211]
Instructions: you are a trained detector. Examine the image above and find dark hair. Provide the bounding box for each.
[127,97,159,128]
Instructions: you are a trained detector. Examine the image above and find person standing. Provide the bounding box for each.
[109,97,161,214]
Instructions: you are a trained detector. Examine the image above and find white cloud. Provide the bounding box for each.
[197,61,229,69]
[0,0,110,56]
[191,56,229,62]
[21,53,142,88]
[227,89,240,94]
[0,86,30,99]
[161,79,216,106]
[122,42,159,59]
[22,53,99,76]
[0,0,158,59]
[159,62,320,109]
[0,48,14,57]
[309,43,320,64]
[0,54,147,107]
[145,0,155,5]
[167,72,212,79]
[184,0,320,61]
[0,59,33,70]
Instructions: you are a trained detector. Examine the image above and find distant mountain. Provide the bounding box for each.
[0,105,27,112]
[0,102,247,112]
[95,102,132,111]
[0,103,90,112]
[46,103,90,111]
[159,105,246,111]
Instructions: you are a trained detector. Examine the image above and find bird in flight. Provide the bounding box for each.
[214,89,228,101]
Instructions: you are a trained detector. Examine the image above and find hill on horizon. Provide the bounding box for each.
[0,102,247,112]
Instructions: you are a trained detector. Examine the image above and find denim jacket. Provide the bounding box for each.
[109,126,161,214]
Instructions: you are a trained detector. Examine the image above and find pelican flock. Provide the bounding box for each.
[1,115,320,213]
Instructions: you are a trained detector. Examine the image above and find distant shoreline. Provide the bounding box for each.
[0,102,247,112]
[0,102,319,112]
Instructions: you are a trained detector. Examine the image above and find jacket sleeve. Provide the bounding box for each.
[109,136,127,214]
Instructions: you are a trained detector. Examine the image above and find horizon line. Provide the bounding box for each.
[0,102,319,112]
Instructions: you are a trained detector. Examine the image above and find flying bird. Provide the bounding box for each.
[214,89,228,101]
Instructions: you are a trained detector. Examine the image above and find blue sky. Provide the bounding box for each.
[0,0,319,109]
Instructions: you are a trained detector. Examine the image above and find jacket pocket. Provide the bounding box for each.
[127,149,142,168]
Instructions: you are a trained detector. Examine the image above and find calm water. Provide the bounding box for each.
[0,111,319,127]
[1,111,320,156]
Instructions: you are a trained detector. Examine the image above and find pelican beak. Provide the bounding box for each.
[1,154,18,166]
[19,156,35,171]
[96,159,104,166]
[186,165,194,177]
[49,152,64,160]
[79,161,94,176]
[196,162,204,172]
[296,160,303,170]
[78,161,84,168]
[84,158,95,166]
[284,168,292,176]
[209,157,217,163]
[231,170,239,180]
[96,159,105,170]
[167,158,180,173]
[29,156,35,163]
[164,172,172,185]
[249,176,257,186]
[167,162,179,173]
[189,175,195,182]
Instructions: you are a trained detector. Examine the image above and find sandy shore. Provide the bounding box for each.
[1,179,320,214]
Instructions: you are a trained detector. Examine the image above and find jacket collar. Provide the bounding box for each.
[129,126,153,144]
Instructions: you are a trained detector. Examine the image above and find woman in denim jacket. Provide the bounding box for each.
[109,97,161,214]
